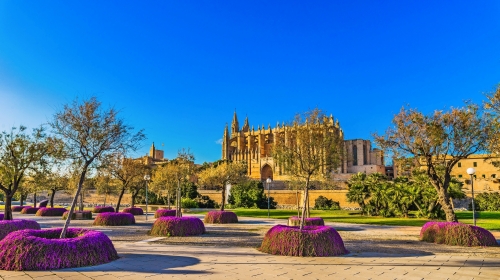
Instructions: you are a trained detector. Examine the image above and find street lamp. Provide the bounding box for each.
[466,167,476,226]
[144,175,150,221]
[266,177,272,218]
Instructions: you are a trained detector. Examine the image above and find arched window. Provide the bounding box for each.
[353,145,358,166]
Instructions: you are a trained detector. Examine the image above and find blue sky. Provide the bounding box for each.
[1,1,499,163]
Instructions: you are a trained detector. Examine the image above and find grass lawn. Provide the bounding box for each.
[191,209,500,231]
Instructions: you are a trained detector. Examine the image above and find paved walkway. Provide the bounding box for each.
[1,215,500,279]
[1,240,499,279]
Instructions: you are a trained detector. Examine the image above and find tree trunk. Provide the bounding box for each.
[177,185,182,217]
[300,177,310,230]
[296,190,299,217]
[50,189,56,208]
[79,190,84,211]
[20,194,24,206]
[167,191,171,209]
[60,168,88,238]
[33,192,37,208]
[220,184,226,211]
[104,194,107,206]
[131,191,137,208]
[3,193,13,220]
[116,187,125,212]
[438,188,457,222]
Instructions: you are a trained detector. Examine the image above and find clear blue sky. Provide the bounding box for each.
[1,1,499,163]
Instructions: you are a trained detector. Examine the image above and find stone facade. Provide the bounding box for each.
[221,112,386,185]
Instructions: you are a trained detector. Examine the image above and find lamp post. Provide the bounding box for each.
[466,167,476,226]
[266,177,272,218]
[144,175,150,221]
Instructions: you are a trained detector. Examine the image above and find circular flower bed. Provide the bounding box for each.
[122,207,144,215]
[154,209,176,218]
[93,212,135,226]
[0,227,118,270]
[36,208,67,217]
[21,207,41,214]
[62,211,93,220]
[204,210,238,224]
[11,206,31,212]
[288,216,325,226]
[259,225,349,257]
[420,221,498,247]
[92,206,115,213]
[0,220,40,240]
[150,216,205,237]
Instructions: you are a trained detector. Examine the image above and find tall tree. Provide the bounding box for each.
[102,154,146,212]
[151,161,180,210]
[0,126,54,220]
[50,97,145,238]
[374,104,493,222]
[273,108,344,229]
[197,160,247,211]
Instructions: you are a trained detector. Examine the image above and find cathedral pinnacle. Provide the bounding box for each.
[231,111,239,134]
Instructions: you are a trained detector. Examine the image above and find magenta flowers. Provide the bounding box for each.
[0,220,40,240]
[62,211,93,220]
[204,211,238,224]
[154,209,176,218]
[259,225,349,257]
[35,208,67,216]
[288,216,325,226]
[11,206,31,212]
[20,207,41,214]
[0,228,119,270]
[93,212,135,226]
[122,207,144,215]
[92,206,115,213]
[150,216,205,237]
[420,221,497,247]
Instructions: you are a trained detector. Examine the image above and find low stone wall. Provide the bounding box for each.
[198,189,359,209]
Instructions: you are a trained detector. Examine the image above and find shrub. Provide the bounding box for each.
[314,196,340,210]
[62,211,93,220]
[228,180,278,209]
[92,206,115,213]
[420,222,497,247]
[93,212,135,226]
[181,198,198,209]
[154,209,176,218]
[36,208,67,217]
[474,192,500,211]
[122,207,144,215]
[204,211,238,224]
[288,216,325,226]
[0,228,118,270]
[20,207,41,214]
[259,225,348,257]
[150,216,205,237]
[11,206,31,212]
[196,195,218,208]
[0,220,40,240]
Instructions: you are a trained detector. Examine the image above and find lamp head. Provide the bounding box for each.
[266,177,272,183]
[144,174,151,181]
[466,167,476,175]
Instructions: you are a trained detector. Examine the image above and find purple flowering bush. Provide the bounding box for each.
[288,216,325,226]
[20,207,41,214]
[259,225,349,257]
[0,227,119,270]
[122,207,144,215]
[93,212,135,226]
[92,206,115,213]
[0,214,3,220]
[150,216,205,237]
[11,206,31,212]
[154,209,177,218]
[62,211,93,220]
[420,221,497,247]
[36,208,67,217]
[0,220,41,240]
[204,210,238,224]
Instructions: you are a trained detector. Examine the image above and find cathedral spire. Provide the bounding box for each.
[149,142,156,159]
[242,116,250,132]
[231,111,239,134]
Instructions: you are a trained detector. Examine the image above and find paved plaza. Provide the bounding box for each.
[0,214,499,280]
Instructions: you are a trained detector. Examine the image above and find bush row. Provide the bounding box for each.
[0,219,41,240]
[204,211,238,224]
[150,216,205,237]
[420,221,497,247]
[93,212,135,226]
